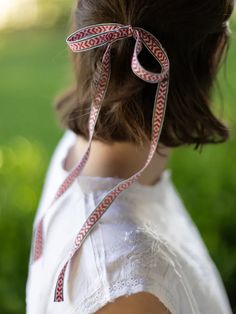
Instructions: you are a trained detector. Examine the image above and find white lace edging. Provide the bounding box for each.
[70,276,176,314]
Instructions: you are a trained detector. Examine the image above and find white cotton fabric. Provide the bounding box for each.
[26,129,233,314]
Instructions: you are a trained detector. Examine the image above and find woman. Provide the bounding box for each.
[26,0,234,313]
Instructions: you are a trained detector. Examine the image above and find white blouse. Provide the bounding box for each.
[26,129,233,314]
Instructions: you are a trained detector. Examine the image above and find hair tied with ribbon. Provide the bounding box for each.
[31,23,170,303]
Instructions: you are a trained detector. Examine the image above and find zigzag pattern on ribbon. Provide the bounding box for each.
[67,24,133,52]
[67,24,124,42]
[30,23,170,302]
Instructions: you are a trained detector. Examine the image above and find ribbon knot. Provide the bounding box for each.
[31,23,170,303]
[127,24,134,36]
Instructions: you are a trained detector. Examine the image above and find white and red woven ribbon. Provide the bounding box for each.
[31,23,170,302]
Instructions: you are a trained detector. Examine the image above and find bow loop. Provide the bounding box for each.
[131,28,169,84]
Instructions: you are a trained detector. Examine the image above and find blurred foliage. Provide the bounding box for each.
[0,7,235,314]
[0,138,47,314]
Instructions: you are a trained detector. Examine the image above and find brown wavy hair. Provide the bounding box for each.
[54,0,234,153]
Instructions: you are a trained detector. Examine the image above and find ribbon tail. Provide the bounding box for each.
[32,217,44,262]
[54,260,70,302]
[53,44,112,304]
[88,44,112,136]
[150,77,169,154]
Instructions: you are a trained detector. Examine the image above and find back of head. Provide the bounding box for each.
[55,0,234,152]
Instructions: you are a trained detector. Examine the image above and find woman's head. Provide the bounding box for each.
[55,0,234,152]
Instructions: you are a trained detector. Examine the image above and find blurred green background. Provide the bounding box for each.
[0,1,235,313]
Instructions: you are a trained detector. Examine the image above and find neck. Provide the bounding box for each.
[64,134,172,186]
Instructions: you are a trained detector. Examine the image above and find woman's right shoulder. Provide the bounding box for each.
[78,218,200,314]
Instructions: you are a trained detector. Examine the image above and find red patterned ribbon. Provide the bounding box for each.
[32,23,170,302]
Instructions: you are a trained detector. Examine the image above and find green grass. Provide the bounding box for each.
[0,19,236,313]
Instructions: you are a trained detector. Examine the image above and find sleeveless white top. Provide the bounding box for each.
[26,129,233,314]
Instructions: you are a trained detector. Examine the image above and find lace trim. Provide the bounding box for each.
[70,276,176,314]
[69,223,201,314]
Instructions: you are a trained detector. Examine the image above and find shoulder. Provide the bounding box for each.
[70,211,199,314]
[96,291,171,314]
[88,220,180,313]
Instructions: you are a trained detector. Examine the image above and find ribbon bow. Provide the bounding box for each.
[31,23,170,303]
